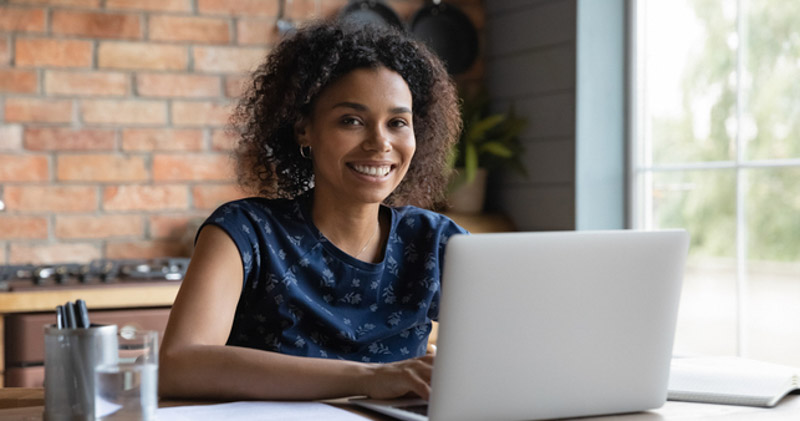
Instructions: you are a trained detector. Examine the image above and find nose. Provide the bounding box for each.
[363,124,391,153]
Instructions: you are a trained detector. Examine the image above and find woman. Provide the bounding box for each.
[159,21,465,401]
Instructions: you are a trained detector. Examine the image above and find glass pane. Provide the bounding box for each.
[641,0,738,164]
[745,167,800,366]
[743,1,800,160]
[649,170,738,355]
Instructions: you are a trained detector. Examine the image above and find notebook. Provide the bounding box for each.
[351,229,690,421]
[668,356,800,407]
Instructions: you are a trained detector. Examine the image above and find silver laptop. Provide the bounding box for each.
[352,229,689,421]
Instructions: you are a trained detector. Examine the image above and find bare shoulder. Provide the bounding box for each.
[163,224,244,347]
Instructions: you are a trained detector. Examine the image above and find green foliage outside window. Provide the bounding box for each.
[651,0,800,262]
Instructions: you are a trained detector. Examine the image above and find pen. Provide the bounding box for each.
[56,305,65,329]
[75,299,90,328]
[64,301,76,329]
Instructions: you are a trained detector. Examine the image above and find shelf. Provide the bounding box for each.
[442,212,516,233]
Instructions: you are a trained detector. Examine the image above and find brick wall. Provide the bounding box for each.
[0,0,484,264]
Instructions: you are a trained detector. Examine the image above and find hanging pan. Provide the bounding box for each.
[276,0,295,36]
[410,0,478,74]
[338,0,405,32]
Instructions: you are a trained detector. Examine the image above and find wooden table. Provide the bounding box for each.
[2,387,798,420]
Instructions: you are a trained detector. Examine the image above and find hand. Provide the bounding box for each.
[361,355,435,400]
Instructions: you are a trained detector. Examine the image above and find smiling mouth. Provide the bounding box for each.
[350,164,392,177]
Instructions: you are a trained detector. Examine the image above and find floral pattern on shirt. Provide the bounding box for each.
[199,193,467,363]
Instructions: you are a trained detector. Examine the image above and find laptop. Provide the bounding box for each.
[351,229,689,421]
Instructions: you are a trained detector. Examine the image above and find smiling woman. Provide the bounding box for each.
[296,67,417,218]
[158,21,467,402]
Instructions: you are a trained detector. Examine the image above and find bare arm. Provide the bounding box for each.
[159,225,433,401]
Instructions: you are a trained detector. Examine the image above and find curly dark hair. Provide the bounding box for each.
[231,21,461,209]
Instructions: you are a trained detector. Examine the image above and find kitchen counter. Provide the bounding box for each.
[0,284,180,387]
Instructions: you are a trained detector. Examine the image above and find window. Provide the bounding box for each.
[631,0,800,366]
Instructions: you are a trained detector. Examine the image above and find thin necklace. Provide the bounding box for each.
[355,221,380,259]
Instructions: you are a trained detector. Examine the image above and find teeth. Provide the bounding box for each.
[353,164,391,177]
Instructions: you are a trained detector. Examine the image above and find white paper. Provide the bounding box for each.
[156,401,370,421]
[668,356,800,407]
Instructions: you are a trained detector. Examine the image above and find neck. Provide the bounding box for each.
[311,191,383,260]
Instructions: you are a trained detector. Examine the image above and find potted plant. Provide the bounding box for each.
[448,91,527,213]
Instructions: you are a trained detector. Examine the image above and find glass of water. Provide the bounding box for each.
[95,327,158,421]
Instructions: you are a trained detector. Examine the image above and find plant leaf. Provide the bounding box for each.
[480,141,514,158]
[464,143,478,184]
[465,114,505,144]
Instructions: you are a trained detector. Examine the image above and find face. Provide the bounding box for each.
[296,66,416,206]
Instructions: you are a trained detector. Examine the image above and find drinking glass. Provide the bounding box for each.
[94,327,158,421]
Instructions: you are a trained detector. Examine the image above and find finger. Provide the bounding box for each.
[408,374,432,401]
[411,359,433,383]
[416,354,435,365]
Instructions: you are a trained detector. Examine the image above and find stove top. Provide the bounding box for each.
[0,258,190,291]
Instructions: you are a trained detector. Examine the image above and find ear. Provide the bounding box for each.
[294,117,309,147]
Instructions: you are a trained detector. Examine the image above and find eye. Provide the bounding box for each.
[341,116,362,126]
[389,118,410,128]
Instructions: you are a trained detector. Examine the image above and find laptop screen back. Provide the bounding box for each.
[429,230,689,421]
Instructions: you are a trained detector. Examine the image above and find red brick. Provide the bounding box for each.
[9,0,100,7]
[320,0,349,19]
[0,154,49,181]
[0,7,46,32]
[4,98,73,123]
[285,0,317,19]
[197,0,278,16]
[105,0,191,12]
[153,153,233,181]
[56,214,143,239]
[193,46,266,73]
[25,127,115,151]
[224,74,249,98]
[0,125,23,150]
[149,213,205,239]
[149,15,230,44]
[192,183,246,209]
[0,35,10,65]
[52,10,142,39]
[15,38,93,68]
[81,99,167,125]
[136,73,221,98]
[236,18,279,45]
[10,243,101,264]
[98,42,187,71]
[121,128,204,151]
[103,184,189,211]
[171,101,232,126]
[3,185,98,212]
[105,239,188,259]
[57,154,148,182]
[211,129,237,151]
[0,69,38,94]
[0,216,48,239]
[45,70,129,96]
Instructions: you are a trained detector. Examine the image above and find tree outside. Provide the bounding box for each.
[638,0,800,365]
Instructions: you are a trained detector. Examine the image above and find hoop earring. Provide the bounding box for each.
[299,145,311,159]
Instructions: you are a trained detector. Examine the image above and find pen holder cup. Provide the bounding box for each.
[44,324,119,421]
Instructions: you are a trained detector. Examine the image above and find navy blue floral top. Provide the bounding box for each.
[200,193,467,363]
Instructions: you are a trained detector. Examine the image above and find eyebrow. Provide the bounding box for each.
[332,102,412,114]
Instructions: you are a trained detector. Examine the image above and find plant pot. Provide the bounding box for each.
[448,168,488,214]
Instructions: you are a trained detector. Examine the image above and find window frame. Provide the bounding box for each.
[627,0,800,360]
